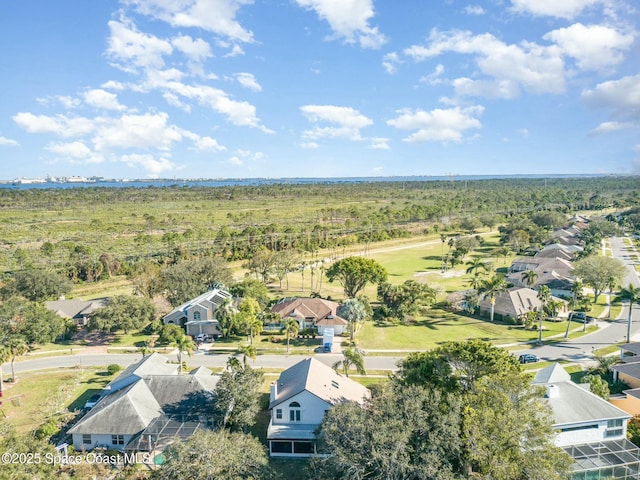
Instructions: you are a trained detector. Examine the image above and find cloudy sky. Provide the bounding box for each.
[0,0,639,179]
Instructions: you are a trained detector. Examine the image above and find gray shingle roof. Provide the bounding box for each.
[269,357,369,409]
[533,363,629,427]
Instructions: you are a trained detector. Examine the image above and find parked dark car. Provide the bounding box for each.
[571,312,594,323]
[518,353,539,364]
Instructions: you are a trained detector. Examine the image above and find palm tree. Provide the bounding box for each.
[175,335,194,374]
[565,281,584,338]
[338,298,367,344]
[0,346,9,399]
[522,269,538,288]
[7,339,28,383]
[249,318,263,346]
[238,344,257,367]
[332,348,366,378]
[440,234,447,271]
[465,257,487,289]
[479,275,508,322]
[617,284,640,344]
[226,356,242,372]
[284,319,299,353]
[537,285,552,345]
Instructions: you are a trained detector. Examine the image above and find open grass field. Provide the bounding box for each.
[357,308,573,350]
[1,367,118,434]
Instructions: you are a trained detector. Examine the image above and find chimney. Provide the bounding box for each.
[270,381,278,403]
[546,384,560,398]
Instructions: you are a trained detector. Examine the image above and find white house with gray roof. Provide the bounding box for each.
[267,357,369,457]
[68,353,218,456]
[533,363,640,479]
[162,288,233,338]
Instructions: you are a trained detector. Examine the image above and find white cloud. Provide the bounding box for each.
[171,35,212,62]
[301,104,373,141]
[160,81,270,130]
[56,96,81,109]
[84,89,127,111]
[387,106,484,143]
[101,80,126,91]
[589,121,636,136]
[92,112,183,152]
[46,141,104,163]
[544,23,633,71]
[420,64,445,85]
[369,137,390,149]
[194,136,226,151]
[13,112,96,137]
[510,0,602,19]
[464,5,485,15]
[223,44,245,57]
[235,72,262,92]
[295,0,387,49]
[121,153,177,177]
[405,29,566,97]
[125,0,254,43]
[229,155,243,166]
[107,18,173,71]
[0,136,18,146]
[582,74,640,118]
[300,142,319,149]
[382,52,400,74]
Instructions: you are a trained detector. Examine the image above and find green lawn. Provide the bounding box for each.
[1,367,118,434]
[357,309,570,351]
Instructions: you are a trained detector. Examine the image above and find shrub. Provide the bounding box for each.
[107,364,122,375]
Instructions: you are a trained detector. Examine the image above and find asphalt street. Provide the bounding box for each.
[2,351,404,375]
[3,237,639,374]
[514,236,640,363]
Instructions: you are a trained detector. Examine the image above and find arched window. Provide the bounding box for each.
[193,311,201,321]
[289,401,301,422]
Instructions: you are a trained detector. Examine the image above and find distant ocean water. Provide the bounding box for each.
[0,174,612,190]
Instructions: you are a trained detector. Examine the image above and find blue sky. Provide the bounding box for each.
[0,0,638,180]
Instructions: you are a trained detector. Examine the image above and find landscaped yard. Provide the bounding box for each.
[0,367,118,434]
[357,309,572,351]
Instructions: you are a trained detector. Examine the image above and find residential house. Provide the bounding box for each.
[45,298,107,326]
[267,357,369,457]
[270,298,349,335]
[611,343,640,415]
[477,287,542,323]
[162,288,232,338]
[507,256,575,297]
[533,363,640,479]
[68,353,218,459]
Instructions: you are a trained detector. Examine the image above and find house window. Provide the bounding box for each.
[82,434,91,445]
[606,419,624,438]
[276,409,282,419]
[289,401,301,422]
[111,435,124,445]
[193,311,201,321]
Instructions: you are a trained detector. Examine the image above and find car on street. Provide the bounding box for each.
[518,353,539,364]
[571,312,595,323]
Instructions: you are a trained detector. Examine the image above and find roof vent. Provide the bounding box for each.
[546,384,560,398]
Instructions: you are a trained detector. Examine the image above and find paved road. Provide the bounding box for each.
[514,236,640,363]
[2,352,404,376]
[4,237,638,374]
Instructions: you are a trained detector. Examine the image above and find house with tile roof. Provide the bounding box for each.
[267,357,369,457]
[68,353,218,456]
[162,288,233,338]
[270,297,349,335]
